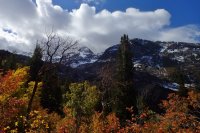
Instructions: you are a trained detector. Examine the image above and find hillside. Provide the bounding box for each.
[0,38,200,132]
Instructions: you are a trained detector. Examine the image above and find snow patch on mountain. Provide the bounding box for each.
[162,82,179,91]
[69,46,99,68]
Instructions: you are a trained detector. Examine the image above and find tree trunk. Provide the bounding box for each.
[26,80,38,119]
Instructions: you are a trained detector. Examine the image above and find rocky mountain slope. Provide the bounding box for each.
[69,46,99,68]
[1,38,200,89]
[72,38,200,90]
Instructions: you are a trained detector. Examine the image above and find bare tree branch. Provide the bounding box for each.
[27,29,78,119]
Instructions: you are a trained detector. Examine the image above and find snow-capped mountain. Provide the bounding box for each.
[98,38,200,62]
[1,38,200,89]
[96,38,200,70]
[69,46,99,68]
[1,38,200,94]
[72,38,200,90]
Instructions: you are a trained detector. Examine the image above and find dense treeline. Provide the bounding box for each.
[0,34,200,132]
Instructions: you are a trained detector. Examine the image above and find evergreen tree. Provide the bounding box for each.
[40,67,63,114]
[29,45,43,81]
[27,45,43,119]
[117,34,133,86]
[28,31,78,117]
[114,34,135,120]
[172,68,187,96]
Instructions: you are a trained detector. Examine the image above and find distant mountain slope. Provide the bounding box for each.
[69,46,99,68]
[0,50,30,68]
[73,38,200,88]
[2,39,199,113]
[1,38,200,87]
[97,38,200,65]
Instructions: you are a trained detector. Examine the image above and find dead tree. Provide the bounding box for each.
[27,30,78,119]
[98,63,117,114]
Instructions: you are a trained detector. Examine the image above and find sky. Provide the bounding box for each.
[54,0,200,27]
[0,0,200,53]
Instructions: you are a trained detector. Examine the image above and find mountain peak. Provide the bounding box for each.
[78,46,94,55]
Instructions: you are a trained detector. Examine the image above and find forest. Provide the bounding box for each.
[0,33,200,133]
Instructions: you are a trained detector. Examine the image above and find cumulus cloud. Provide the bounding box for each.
[0,0,199,53]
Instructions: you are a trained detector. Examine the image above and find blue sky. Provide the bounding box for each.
[53,0,200,27]
[0,0,200,53]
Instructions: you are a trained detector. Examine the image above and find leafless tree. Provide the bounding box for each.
[27,30,78,119]
[98,63,117,113]
[40,29,78,64]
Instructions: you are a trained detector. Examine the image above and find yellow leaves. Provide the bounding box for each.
[13,66,29,79]
[66,81,100,116]
[28,81,43,90]
[5,126,10,130]
[1,68,199,133]
[45,124,49,129]
[20,110,50,132]
[15,122,18,126]
[0,67,29,96]
[0,67,29,129]
[33,110,39,114]
[0,94,8,102]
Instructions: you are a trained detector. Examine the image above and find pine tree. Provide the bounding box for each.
[29,44,43,81]
[28,31,78,117]
[114,34,135,120]
[27,45,43,119]
[177,72,186,96]
[172,68,187,96]
[40,68,63,114]
[117,34,133,85]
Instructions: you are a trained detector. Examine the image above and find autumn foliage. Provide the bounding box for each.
[54,89,200,133]
[0,67,200,132]
[118,91,200,133]
[0,67,28,129]
[0,67,28,95]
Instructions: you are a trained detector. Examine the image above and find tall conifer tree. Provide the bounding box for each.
[114,34,135,120]
[29,44,43,81]
[27,44,43,119]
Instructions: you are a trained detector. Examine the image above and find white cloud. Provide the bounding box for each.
[0,0,199,53]
[159,25,200,42]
